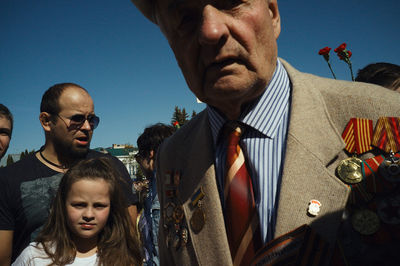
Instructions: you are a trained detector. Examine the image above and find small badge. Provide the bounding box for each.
[308,200,321,216]
[351,209,380,235]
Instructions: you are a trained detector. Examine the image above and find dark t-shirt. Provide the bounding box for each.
[0,150,138,263]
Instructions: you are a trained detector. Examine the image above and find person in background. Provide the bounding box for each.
[0,83,138,265]
[12,157,142,266]
[131,0,400,265]
[0,104,13,160]
[356,62,400,91]
[135,123,174,266]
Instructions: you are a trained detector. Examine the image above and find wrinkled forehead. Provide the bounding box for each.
[155,0,208,14]
[154,0,205,31]
[155,0,271,12]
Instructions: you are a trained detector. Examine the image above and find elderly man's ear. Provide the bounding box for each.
[268,0,281,39]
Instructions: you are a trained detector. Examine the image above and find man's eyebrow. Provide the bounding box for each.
[0,128,11,136]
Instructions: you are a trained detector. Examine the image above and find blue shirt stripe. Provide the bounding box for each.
[207,60,291,243]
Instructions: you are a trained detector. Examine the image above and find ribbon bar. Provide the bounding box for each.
[342,118,374,154]
[372,117,400,153]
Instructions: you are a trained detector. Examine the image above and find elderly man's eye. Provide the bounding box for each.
[217,0,244,9]
[177,13,198,35]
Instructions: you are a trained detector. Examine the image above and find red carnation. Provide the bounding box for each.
[334,42,354,81]
[337,52,345,60]
[334,43,347,53]
[318,47,331,55]
[173,121,179,126]
[318,46,336,79]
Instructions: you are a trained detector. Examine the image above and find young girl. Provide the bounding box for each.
[13,157,142,265]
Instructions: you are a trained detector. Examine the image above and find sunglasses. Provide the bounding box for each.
[56,113,100,130]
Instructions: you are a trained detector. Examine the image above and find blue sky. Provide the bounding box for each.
[1,0,399,158]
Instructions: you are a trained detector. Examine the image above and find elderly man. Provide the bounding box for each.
[132,0,400,265]
[0,83,138,265]
[0,104,13,160]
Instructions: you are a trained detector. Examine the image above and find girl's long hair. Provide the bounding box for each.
[36,157,142,265]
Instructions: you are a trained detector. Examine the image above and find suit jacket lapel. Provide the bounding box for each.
[274,60,350,244]
[177,112,232,265]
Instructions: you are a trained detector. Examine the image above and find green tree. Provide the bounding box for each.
[171,106,190,127]
[192,110,197,118]
[20,150,27,160]
[20,149,35,160]
[6,154,14,166]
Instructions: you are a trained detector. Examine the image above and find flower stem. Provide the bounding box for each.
[348,62,355,81]
[327,62,337,79]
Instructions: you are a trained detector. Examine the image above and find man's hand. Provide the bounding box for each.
[0,230,13,266]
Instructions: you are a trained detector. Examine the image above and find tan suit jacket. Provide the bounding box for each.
[156,59,400,265]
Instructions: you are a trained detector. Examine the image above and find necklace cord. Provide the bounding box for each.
[39,148,66,169]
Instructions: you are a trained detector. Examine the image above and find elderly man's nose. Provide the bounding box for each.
[198,5,229,45]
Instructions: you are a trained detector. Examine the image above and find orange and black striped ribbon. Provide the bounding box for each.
[372,117,400,153]
[342,118,374,154]
[250,224,329,266]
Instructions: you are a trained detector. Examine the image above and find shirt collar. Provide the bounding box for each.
[207,59,291,145]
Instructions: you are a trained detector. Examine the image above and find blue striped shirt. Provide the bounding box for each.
[207,60,291,243]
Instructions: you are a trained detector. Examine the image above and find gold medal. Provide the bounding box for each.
[190,207,205,234]
[337,157,363,184]
[351,209,380,235]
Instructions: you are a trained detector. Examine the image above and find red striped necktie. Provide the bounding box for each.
[224,122,262,266]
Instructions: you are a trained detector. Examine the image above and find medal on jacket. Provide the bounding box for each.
[379,151,400,183]
[338,118,374,184]
[190,187,206,234]
[337,157,363,184]
[351,209,380,235]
